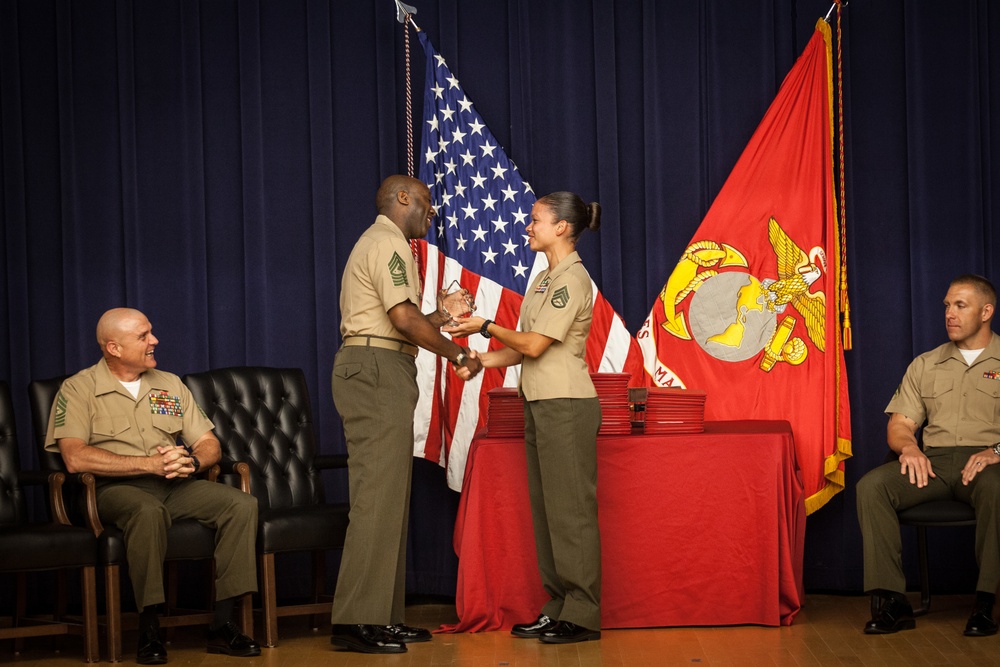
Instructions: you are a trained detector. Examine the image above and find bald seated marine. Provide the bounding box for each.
[329,175,483,654]
[45,308,260,664]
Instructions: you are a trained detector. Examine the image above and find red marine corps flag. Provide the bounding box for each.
[637,19,852,513]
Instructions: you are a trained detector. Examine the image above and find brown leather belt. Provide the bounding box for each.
[342,335,418,357]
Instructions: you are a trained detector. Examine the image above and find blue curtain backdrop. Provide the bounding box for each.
[3,0,998,600]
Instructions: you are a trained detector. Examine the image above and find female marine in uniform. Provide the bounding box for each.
[446,191,603,644]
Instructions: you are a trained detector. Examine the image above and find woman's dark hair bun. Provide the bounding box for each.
[587,202,602,231]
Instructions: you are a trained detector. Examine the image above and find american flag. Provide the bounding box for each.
[412,30,644,491]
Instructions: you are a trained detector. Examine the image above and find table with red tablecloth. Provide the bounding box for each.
[442,420,805,632]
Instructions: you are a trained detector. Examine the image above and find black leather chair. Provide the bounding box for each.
[0,380,99,662]
[897,500,976,615]
[28,375,251,661]
[870,448,977,617]
[182,367,349,647]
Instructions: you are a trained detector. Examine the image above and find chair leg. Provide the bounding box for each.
[55,569,69,655]
[56,569,69,618]
[914,526,931,616]
[164,561,178,642]
[311,551,326,630]
[105,564,122,663]
[81,565,100,663]
[14,572,26,654]
[239,592,254,638]
[260,553,278,648]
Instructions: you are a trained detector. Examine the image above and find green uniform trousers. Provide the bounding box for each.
[329,346,417,625]
[857,446,1000,595]
[96,476,258,610]
[523,397,602,631]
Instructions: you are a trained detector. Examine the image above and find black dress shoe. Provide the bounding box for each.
[511,613,558,638]
[385,624,432,643]
[136,626,167,665]
[964,602,999,637]
[330,624,406,654]
[539,621,601,644]
[864,595,915,634]
[207,620,261,656]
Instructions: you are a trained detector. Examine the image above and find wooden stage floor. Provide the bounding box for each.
[4,594,999,666]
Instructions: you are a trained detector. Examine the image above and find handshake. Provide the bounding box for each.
[451,348,483,381]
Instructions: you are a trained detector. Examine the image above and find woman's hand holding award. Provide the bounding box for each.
[438,280,477,326]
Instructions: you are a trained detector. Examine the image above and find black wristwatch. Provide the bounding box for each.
[480,319,493,339]
[190,454,201,473]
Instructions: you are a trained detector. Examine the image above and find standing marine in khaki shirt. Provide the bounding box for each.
[329,175,483,655]
[446,191,604,644]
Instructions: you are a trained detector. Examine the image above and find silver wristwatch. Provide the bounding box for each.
[993,442,1000,458]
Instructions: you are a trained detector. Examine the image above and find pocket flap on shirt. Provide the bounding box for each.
[93,415,131,437]
[151,413,183,435]
[975,376,1000,398]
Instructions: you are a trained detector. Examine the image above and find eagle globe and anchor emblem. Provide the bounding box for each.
[660,217,827,372]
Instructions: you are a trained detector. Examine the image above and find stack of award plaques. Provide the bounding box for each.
[485,387,524,436]
[591,372,633,436]
[642,388,707,434]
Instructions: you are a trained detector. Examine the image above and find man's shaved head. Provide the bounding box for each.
[376,175,425,214]
[97,308,147,349]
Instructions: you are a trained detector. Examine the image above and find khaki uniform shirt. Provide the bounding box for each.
[44,358,215,456]
[884,331,1000,448]
[339,215,421,339]
[519,251,597,401]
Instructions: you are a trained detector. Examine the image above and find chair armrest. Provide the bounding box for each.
[215,459,244,478]
[46,471,72,525]
[315,454,348,470]
[42,469,105,533]
[76,472,106,536]
[216,460,252,493]
[233,462,251,494]
[17,469,76,527]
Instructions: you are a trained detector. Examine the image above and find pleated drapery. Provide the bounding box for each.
[3,0,999,598]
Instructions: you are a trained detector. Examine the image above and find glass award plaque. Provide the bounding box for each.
[440,280,477,325]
